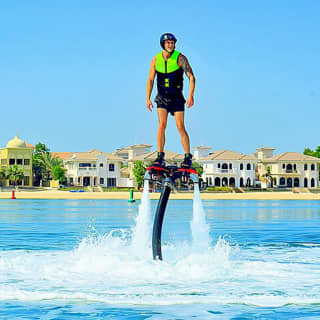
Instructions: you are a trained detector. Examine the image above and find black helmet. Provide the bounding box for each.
[160,33,177,49]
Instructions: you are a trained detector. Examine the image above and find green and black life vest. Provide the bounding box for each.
[155,50,184,96]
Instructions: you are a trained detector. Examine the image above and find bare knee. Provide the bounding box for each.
[158,122,167,132]
[177,124,186,135]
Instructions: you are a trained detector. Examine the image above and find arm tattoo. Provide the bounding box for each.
[178,54,194,78]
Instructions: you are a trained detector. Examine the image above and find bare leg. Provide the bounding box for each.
[174,111,190,153]
[157,108,168,152]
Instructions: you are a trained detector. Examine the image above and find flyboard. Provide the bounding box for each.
[145,165,199,260]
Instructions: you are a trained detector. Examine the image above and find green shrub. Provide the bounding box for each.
[206,186,232,192]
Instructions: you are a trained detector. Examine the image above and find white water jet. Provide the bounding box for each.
[131,179,152,256]
[191,183,210,252]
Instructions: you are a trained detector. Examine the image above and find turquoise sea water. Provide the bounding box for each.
[0,199,320,319]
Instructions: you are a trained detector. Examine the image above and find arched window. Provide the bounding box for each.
[286,164,292,172]
[222,163,228,170]
[294,178,299,187]
[218,163,221,168]
[240,163,243,170]
[287,178,292,187]
[304,178,308,188]
[215,177,220,186]
[209,177,212,186]
[293,164,296,171]
[247,163,251,170]
[304,164,308,171]
[311,164,315,171]
[311,178,315,187]
[246,178,251,187]
[229,177,235,186]
[240,177,244,187]
[222,177,228,186]
[229,163,232,169]
[280,177,285,185]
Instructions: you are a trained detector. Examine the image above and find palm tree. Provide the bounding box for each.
[6,164,24,188]
[38,152,64,182]
[262,166,273,188]
[0,168,6,187]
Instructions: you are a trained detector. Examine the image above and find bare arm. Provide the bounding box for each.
[178,54,196,108]
[146,56,156,111]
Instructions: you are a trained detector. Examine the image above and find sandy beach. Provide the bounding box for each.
[1,190,320,200]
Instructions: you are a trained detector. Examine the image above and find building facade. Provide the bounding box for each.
[256,148,320,188]
[195,147,258,188]
[0,135,33,186]
[53,150,122,187]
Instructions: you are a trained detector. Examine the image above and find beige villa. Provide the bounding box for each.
[0,134,33,186]
[195,147,258,188]
[256,147,320,188]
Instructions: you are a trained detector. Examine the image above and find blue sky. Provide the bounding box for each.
[1,1,319,155]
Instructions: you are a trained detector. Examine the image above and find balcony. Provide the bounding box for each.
[205,168,237,174]
[280,169,299,174]
[78,167,97,176]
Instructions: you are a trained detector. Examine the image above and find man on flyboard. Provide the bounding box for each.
[146,33,196,170]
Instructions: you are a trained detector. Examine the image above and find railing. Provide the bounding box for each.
[79,167,96,171]
[282,169,298,174]
[205,169,237,174]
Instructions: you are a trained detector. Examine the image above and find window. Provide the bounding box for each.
[311,178,315,187]
[229,163,232,169]
[100,177,104,184]
[79,163,91,167]
[9,159,15,165]
[217,163,221,168]
[17,159,22,165]
[222,163,228,170]
[24,176,30,186]
[240,163,243,170]
[70,177,74,183]
[107,177,116,187]
[304,164,308,171]
[247,163,251,170]
[109,163,115,171]
[1,159,7,165]
[293,164,296,171]
[100,163,104,167]
[24,159,30,166]
[282,164,285,169]
[311,164,315,171]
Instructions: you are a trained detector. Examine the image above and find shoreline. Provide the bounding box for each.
[1,191,320,200]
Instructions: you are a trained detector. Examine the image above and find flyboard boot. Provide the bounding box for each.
[178,153,196,183]
[146,152,167,183]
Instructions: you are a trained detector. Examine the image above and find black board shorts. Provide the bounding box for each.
[155,94,186,116]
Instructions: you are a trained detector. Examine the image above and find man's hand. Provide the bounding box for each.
[147,99,154,112]
[186,96,194,108]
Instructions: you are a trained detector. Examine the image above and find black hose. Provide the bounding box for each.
[152,184,171,260]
